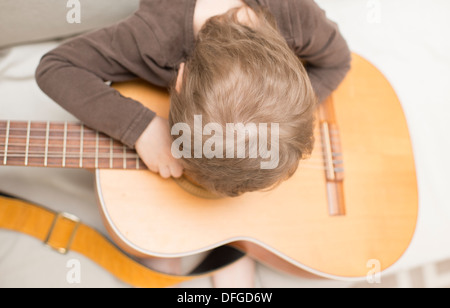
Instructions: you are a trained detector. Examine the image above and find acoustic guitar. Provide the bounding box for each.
[0,54,418,280]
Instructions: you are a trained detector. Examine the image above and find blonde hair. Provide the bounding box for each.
[169,6,317,197]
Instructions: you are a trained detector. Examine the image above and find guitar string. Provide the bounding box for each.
[0,129,342,150]
[0,151,140,159]
[0,151,341,170]
[0,134,341,144]
[0,140,341,167]
[0,141,342,157]
[0,139,341,154]
[0,146,336,163]
[0,142,134,152]
[0,126,342,169]
[0,146,337,163]
[0,149,331,160]
[0,131,341,143]
[0,149,336,162]
[0,126,341,135]
[0,127,335,138]
[0,152,336,171]
[0,142,342,154]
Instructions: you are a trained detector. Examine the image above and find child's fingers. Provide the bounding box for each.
[159,165,172,179]
[146,162,159,175]
[169,162,184,178]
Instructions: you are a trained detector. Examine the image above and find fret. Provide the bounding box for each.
[79,124,84,168]
[109,138,113,169]
[28,122,45,167]
[62,121,68,167]
[81,127,97,169]
[3,120,10,165]
[44,121,50,167]
[95,132,112,169]
[27,122,49,167]
[110,139,124,169]
[46,122,65,167]
[24,121,31,166]
[95,131,99,169]
[123,145,127,169]
[62,122,82,168]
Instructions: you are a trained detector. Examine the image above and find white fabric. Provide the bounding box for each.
[0,0,449,287]
[314,0,450,272]
[0,0,139,48]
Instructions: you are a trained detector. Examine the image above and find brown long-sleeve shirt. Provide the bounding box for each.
[35,0,351,149]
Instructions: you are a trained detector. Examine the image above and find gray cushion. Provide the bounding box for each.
[0,0,139,49]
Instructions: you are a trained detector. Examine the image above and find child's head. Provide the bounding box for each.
[169,6,316,197]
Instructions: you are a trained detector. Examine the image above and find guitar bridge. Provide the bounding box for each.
[319,97,346,216]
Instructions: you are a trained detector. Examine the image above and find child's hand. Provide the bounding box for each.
[135,116,184,179]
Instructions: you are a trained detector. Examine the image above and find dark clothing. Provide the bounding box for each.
[36,0,351,148]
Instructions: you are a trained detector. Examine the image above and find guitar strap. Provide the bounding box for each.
[0,195,245,288]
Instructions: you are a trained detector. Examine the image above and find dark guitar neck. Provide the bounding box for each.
[0,120,146,170]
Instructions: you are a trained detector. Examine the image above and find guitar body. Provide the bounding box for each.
[95,54,418,280]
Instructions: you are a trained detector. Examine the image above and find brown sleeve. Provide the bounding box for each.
[292,0,352,103]
[35,14,166,149]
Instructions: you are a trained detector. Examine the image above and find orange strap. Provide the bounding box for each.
[0,195,211,288]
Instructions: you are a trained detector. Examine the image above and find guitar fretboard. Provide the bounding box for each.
[0,120,146,170]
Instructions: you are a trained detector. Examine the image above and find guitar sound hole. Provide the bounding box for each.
[174,176,223,200]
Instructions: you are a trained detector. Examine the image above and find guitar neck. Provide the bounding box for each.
[0,120,146,170]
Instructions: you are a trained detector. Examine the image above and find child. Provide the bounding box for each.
[36,0,351,287]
